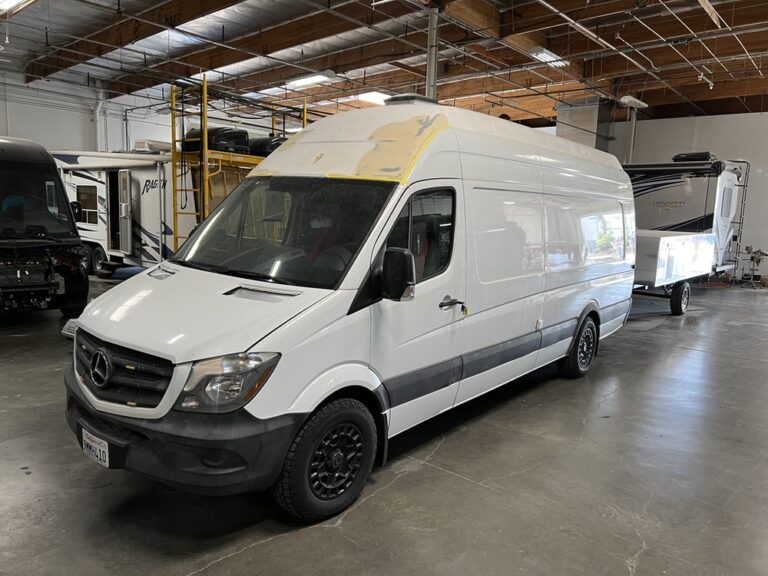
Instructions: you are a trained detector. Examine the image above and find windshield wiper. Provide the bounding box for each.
[166,258,226,273]
[221,269,295,285]
[168,258,294,285]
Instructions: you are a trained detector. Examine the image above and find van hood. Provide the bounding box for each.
[77,265,330,364]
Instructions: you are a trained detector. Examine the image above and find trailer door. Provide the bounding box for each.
[118,169,132,254]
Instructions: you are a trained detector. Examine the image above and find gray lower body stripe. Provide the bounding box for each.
[384,356,462,408]
[540,319,578,349]
[383,304,626,408]
[461,331,541,380]
[601,298,632,323]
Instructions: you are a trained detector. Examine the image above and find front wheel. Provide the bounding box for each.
[271,398,377,522]
[670,281,690,316]
[558,317,598,379]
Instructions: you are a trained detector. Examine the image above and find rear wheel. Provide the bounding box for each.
[670,281,690,316]
[271,398,377,522]
[557,317,598,379]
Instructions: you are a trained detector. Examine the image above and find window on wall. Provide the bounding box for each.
[386,188,455,282]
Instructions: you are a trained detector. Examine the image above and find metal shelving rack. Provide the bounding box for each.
[170,76,265,251]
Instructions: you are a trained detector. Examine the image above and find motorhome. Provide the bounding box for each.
[623,153,744,271]
[0,137,89,317]
[54,149,253,273]
[64,100,636,521]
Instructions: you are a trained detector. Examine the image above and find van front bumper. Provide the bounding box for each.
[64,365,306,495]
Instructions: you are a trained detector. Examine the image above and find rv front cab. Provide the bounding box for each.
[381,247,416,301]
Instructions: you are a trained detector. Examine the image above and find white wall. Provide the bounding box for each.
[609,113,768,254]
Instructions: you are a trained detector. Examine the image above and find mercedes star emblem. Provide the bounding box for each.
[89,349,111,388]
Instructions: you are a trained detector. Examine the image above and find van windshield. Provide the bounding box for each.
[172,176,396,289]
[0,160,76,239]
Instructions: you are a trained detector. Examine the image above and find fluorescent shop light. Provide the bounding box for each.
[529,46,569,68]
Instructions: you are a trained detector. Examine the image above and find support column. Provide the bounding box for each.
[425,7,439,100]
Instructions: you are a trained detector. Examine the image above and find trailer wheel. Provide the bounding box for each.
[670,281,690,316]
[89,245,107,275]
[557,316,598,379]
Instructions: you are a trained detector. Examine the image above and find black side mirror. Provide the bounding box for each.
[70,201,83,222]
[381,247,416,301]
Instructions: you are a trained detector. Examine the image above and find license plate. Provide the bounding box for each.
[82,428,109,468]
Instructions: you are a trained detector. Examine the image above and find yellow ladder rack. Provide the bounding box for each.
[170,76,266,253]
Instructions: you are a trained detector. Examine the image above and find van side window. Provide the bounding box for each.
[386,189,455,282]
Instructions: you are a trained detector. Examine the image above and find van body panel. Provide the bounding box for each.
[244,290,375,420]
[77,264,330,364]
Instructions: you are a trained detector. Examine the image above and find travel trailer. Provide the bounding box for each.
[55,149,255,273]
[623,153,745,271]
[65,101,636,521]
[0,137,89,317]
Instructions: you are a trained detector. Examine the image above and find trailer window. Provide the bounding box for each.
[76,185,98,224]
[386,189,455,282]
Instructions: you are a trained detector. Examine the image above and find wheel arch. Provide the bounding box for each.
[572,302,602,355]
[283,363,390,466]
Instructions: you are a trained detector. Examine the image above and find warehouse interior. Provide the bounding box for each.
[3,1,768,574]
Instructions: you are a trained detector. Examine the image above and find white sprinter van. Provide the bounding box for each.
[65,100,636,520]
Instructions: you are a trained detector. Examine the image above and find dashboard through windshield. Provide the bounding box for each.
[173,176,396,289]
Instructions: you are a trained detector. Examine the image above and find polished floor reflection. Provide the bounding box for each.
[2,282,767,576]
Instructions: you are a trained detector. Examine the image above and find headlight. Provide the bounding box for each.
[174,352,280,413]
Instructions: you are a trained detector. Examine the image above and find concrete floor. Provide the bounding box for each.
[2,282,768,576]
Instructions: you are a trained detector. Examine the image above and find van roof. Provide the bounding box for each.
[252,103,622,183]
[0,136,55,165]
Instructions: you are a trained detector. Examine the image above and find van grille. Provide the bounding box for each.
[74,330,174,408]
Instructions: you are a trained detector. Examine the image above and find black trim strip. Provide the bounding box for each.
[541,319,578,348]
[383,357,462,408]
[462,332,540,380]
[382,302,630,408]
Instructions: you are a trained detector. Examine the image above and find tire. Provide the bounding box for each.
[89,245,107,276]
[61,305,86,319]
[271,398,377,522]
[670,281,690,316]
[557,316,598,379]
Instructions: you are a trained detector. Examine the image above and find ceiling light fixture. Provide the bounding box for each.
[285,70,336,89]
[0,0,36,16]
[529,46,569,68]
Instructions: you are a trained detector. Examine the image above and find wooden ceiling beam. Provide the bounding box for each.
[445,0,501,38]
[585,31,768,79]
[551,0,768,55]
[26,0,244,83]
[106,1,415,96]
[214,24,478,93]
[639,75,768,106]
[502,0,643,36]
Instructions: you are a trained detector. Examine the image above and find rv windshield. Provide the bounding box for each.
[172,176,396,289]
[0,160,76,239]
